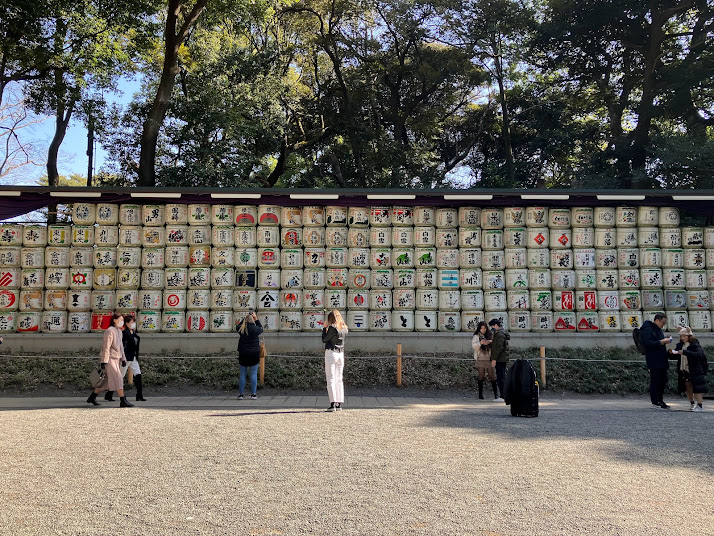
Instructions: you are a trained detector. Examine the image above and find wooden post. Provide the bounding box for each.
[259,356,265,386]
[539,346,546,388]
[396,343,402,387]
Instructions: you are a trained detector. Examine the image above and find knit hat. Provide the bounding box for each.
[678,326,694,337]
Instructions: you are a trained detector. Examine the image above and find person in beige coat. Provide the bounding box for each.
[87,313,134,407]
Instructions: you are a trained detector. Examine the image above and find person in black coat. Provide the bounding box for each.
[122,315,145,401]
[237,312,263,400]
[640,313,674,409]
[671,326,709,412]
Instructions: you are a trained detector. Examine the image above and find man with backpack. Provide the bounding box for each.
[489,319,509,402]
[639,313,673,409]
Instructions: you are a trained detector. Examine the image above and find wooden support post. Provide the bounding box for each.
[539,346,546,388]
[259,356,265,387]
[396,343,402,387]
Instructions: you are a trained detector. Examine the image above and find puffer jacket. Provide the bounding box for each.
[237,320,263,366]
[490,329,510,363]
[675,339,709,394]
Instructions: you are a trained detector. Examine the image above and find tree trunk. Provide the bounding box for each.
[46,71,75,223]
[492,38,515,185]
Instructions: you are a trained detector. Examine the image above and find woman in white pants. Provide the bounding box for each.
[322,309,348,412]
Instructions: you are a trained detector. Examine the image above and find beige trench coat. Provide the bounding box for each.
[101,326,126,391]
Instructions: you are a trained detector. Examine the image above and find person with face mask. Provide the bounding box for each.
[121,314,145,402]
[87,313,134,407]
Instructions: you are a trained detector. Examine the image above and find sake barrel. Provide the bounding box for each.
[504,248,527,269]
[325,247,347,269]
[345,310,368,331]
[461,290,484,311]
[641,268,663,289]
[574,249,596,269]
[659,207,680,227]
[684,249,706,270]
[688,310,711,331]
[392,206,413,226]
[347,289,369,309]
[414,247,436,268]
[160,203,186,225]
[213,247,238,268]
[66,289,91,312]
[549,208,571,229]
[257,247,279,268]
[637,206,659,226]
[576,312,600,332]
[528,268,551,290]
[438,312,461,332]
[189,245,211,267]
[298,310,323,332]
[325,268,346,288]
[527,248,550,268]
[640,248,662,268]
[141,227,165,248]
[277,289,301,310]
[594,207,616,228]
[415,288,438,310]
[503,207,525,227]
[20,268,43,289]
[552,290,575,311]
[594,228,615,249]
[406,206,432,226]
[709,270,714,290]
[0,267,21,289]
[140,269,164,289]
[45,268,69,289]
[93,268,116,290]
[552,270,576,290]
[186,204,210,224]
[503,227,526,248]
[531,312,554,332]
[596,270,618,290]
[346,248,368,269]
[370,227,391,247]
[642,290,664,310]
[21,247,44,268]
[115,290,139,311]
[525,207,548,227]
[302,206,325,227]
[0,246,20,267]
[366,311,391,331]
[369,289,392,310]
[255,311,279,332]
[619,269,640,289]
[41,311,67,332]
[638,227,659,248]
[95,203,119,225]
[368,248,390,270]
[573,228,595,247]
[139,248,164,270]
[687,290,709,310]
[282,248,305,269]
[19,290,43,311]
[481,229,504,250]
[435,208,458,229]
[92,247,116,269]
[44,290,67,310]
[508,290,530,311]
[187,288,210,310]
[390,311,414,331]
[162,268,186,289]
[596,249,618,269]
[23,225,48,247]
[415,310,437,331]
[234,205,257,226]
[277,269,301,289]
[324,289,346,309]
[0,289,18,311]
[72,203,96,225]
[210,226,234,247]
[598,312,621,332]
[88,289,113,311]
[15,311,41,333]
[662,249,684,268]
[370,206,391,227]
[136,290,161,310]
[325,227,347,247]
[527,228,549,248]
[575,269,597,289]
[347,207,369,227]
[682,227,704,249]
[231,289,255,310]
[235,227,257,247]
[686,270,706,290]
[554,311,577,332]
[458,207,481,227]
[211,268,234,289]
[140,204,163,226]
[480,209,504,230]
[484,290,506,311]
[183,310,209,333]
[416,268,437,288]
[161,311,185,332]
[119,204,142,225]
[508,311,531,332]
[162,290,186,311]
[282,227,302,248]
[347,269,370,289]
[437,269,459,290]
[615,206,637,227]
[459,227,481,248]
[659,228,681,248]
[70,267,93,290]
[303,227,326,247]
[505,269,528,290]
[618,249,640,269]
[436,249,459,269]
[481,250,505,270]
[530,290,552,311]
[48,225,72,246]
[704,227,714,248]
[598,290,620,310]
[188,267,211,289]
[620,311,644,331]
[393,248,414,269]
[347,228,370,248]
[616,228,638,248]
[118,226,141,247]
[392,227,413,247]
[665,310,689,330]
[160,246,187,268]
[483,271,506,290]
[551,249,573,270]
[550,229,572,250]
[303,268,325,289]
[0,224,22,246]
[302,289,324,311]
[95,225,120,246]
[486,311,508,328]
[664,289,687,310]
[187,225,210,246]
[460,269,482,289]
[67,311,90,333]
[708,250,714,268]
[663,268,686,289]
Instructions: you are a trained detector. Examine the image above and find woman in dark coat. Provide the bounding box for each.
[122,315,146,401]
[672,326,709,412]
[236,312,263,400]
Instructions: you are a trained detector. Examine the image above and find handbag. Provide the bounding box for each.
[89,367,108,390]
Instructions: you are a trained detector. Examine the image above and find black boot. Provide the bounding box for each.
[87,391,100,406]
[491,381,499,399]
[134,374,146,401]
[104,391,114,401]
[120,397,135,408]
[478,380,484,400]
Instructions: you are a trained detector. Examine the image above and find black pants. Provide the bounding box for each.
[649,369,668,404]
[495,362,507,398]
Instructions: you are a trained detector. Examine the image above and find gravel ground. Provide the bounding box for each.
[1,393,713,536]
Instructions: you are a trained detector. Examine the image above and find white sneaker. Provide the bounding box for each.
[693,405,704,412]
[493,397,504,402]
[690,402,696,411]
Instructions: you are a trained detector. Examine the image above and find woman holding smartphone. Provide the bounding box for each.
[322,309,348,412]
[236,311,263,400]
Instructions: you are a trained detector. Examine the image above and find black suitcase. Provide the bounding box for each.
[504,359,539,418]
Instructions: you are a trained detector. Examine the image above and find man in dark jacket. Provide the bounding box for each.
[640,313,672,409]
[489,319,509,402]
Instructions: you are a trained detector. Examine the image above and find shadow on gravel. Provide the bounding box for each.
[207,410,323,417]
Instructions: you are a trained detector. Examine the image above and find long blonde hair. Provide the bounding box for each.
[239,313,255,335]
[327,309,348,332]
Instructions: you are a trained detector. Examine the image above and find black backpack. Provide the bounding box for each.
[632,328,647,355]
